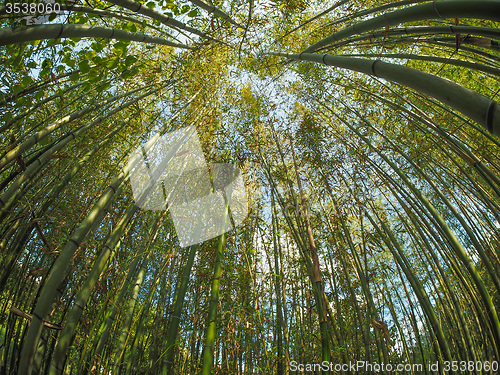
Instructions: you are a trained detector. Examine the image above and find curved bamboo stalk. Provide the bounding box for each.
[367,79,500,193]
[0,95,142,212]
[3,77,115,160]
[339,99,500,295]
[322,107,500,357]
[342,53,500,77]
[0,69,82,107]
[271,196,284,375]
[120,255,173,375]
[104,0,226,44]
[290,144,330,371]
[0,78,122,172]
[0,118,131,294]
[86,213,163,373]
[430,36,500,51]
[366,209,455,367]
[324,0,428,28]
[270,52,500,136]
[0,24,195,49]
[17,87,200,374]
[361,161,475,361]
[17,170,128,375]
[304,0,500,53]
[424,39,500,62]
[330,25,500,49]
[340,76,500,183]
[48,203,138,375]
[186,0,243,28]
[0,81,85,135]
[369,158,498,358]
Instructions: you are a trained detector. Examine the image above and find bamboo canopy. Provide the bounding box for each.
[1,1,500,374]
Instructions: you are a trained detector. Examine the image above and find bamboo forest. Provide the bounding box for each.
[1,0,500,374]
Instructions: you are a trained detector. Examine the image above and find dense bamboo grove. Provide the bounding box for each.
[1,0,500,374]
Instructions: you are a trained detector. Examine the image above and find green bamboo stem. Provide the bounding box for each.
[17,167,127,374]
[304,0,500,53]
[271,195,284,375]
[4,78,113,157]
[163,244,198,374]
[363,151,499,358]
[425,39,500,62]
[123,252,173,375]
[87,213,164,373]
[0,24,195,49]
[0,118,131,294]
[0,69,81,107]
[271,52,500,136]
[390,264,432,366]
[320,101,500,356]
[201,219,227,375]
[0,81,85,135]
[0,83,165,214]
[104,0,225,44]
[271,131,309,247]
[403,204,478,365]
[85,257,139,373]
[321,179,391,364]
[48,203,138,375]
[58,4,168,35]
[112,255,148,374]
[369,165,471,360]
[324,0,428,28]
[381,288,414,370]
[290,145,330,371]
[186,0,243,28]
[344,80,500,190]
[364,150,495,347]
[331,25,500,49]
[0,84,146,172]
[366,209,455,368]
[341,100,500,295]
[429,36,500,51]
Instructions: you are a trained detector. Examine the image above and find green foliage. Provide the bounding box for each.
[0,1,499,374]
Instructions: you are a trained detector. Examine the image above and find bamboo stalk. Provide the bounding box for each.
[330,25,500,49]
[304,0,500,53]
[186,0,243,28]
[342,53,500,78]
[270,52,500,136]
[163,244,198,374]
[324,0,428,28]
[0,84,148,172]
[104,0,226,44]
[48,203,138,375]
[0,24,195,49]
[201,227,227,375]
